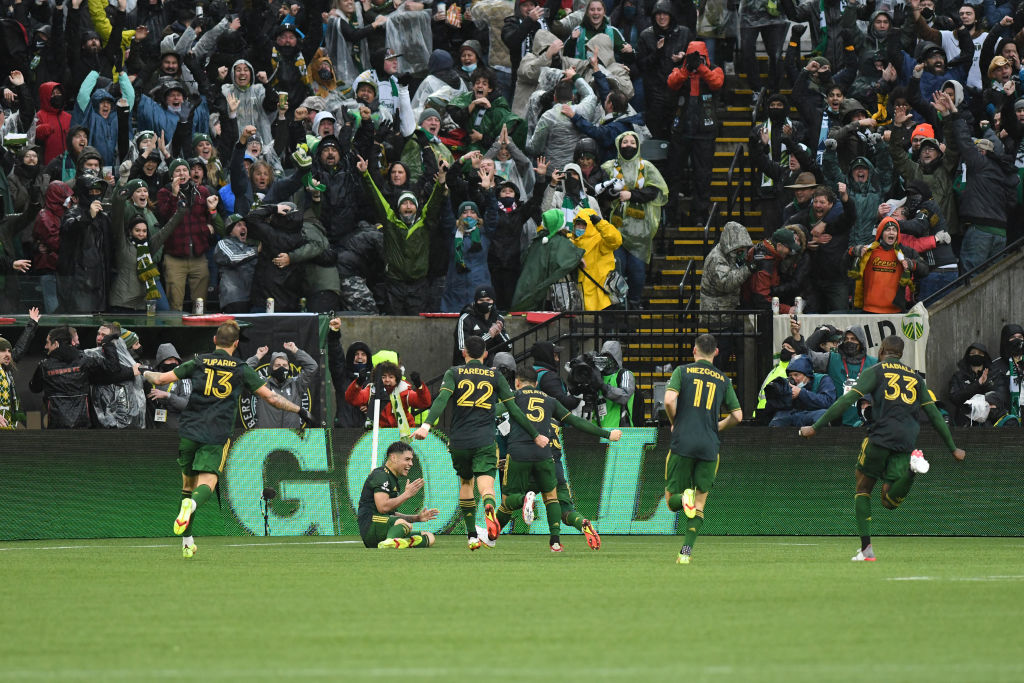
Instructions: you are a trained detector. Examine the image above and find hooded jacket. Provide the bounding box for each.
[29,338,125,429]
[528,77,601,170]
[666,41,724,139]
[889,123,961,236]
[43,125,89,184]
[701,221,754,327]
[531,340,580,410]
[57,178,113,313]
[244,205,309,312]
[773,354,837,416]
[221,59,275,150]
[990,323,1024,420]
[596,339,638,427]
[109,208,186,311]
[513,29,561,117]
[947,110,1018,231]
[947,342,996,426]
[637,1,692,103]
[146,343,191,429]
[363,170,444,282]
[32,181,73,273]
[599,131,668,263]
[345,371,431,429]
[809,325,878,426]
[849,216,927,314]
[328,336,374,428]
[34,82,72,164]
[512,208,586,311]
[564,33,635,101]
[823,151,892,252]
[245,347,320,429]
[570,207,622,311]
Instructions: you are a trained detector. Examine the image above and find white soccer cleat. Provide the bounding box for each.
[475,526,496,548]
[522,491,536,525]
[550,542,563,553]
[467,536,482,551]
[909,449,930,474]
[851,545,876,562]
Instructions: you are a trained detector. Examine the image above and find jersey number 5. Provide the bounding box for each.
[692,378,717,410]
[525,396,545,422]
[456,379,494,409]
[203,368,233,399]
[882,372,917,405]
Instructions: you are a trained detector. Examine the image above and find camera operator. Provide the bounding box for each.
[767,355,836,428]
[246,342,319,429]
[530,340,580,410]
[741,227,802,314]
[590,341,640,428]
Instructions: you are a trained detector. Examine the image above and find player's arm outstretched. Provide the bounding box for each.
[919,379,967,461]
[255,385,318,425]
[413,369,454,439]
[799,367,878,438]
[558,408,622,441]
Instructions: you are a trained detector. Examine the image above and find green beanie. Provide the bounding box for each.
[125,179,147,194]
[168,158,189,176]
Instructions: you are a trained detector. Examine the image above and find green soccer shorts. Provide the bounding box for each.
[361,514,403,548]
[856,438,910,484]
[178,438,229,476]
[665,451,719,494]
[450,444,498,480]
[503,458,558,495]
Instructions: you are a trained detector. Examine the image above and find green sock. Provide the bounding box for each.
[682,511,704,548]
[482,494,496,511]
[409,534,431,548]
[497,505,514,530]
[386,523,410,540]
[885,471,915,506]
[544,500,561,537]
[459,499,477,538]
[667,493,683,512]
[181,490,194,535]
[503,493,524,509]
[562,506,584,531]
[191,484,213,508]
[855,493,872,538]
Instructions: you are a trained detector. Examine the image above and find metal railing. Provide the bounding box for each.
[920,236,1024,306]
[725,143,746,225]
[676,260,697,311]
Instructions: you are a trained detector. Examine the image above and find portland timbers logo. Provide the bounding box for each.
[240,363,312,429]
[901,312,925,341]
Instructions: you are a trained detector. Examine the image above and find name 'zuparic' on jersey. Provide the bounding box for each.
[174,349,265,445]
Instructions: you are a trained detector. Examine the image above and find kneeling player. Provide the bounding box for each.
[498,367,621,552]
[663,334,743,564]
[358,441,439,549]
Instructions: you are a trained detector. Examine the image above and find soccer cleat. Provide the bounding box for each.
[377,537,411,549]
[467,536,482,551]
[550,542,564,553]
[475,526,496,549]
[682,489,697,519]
[484,503,499,541]
[173,498,196,536]
[676,553,691,565]
[581,519,601,550]
[182,543,197,559]
[522,491,536,525]
[909,449,930,474]
[851,545,877,562]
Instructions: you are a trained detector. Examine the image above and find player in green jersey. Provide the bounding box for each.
[358,441,440,549]
[413,336,548,550]
[800,336,966,561]
[663,334,743,565]
[143,321,316,558]
[497,367,621,551]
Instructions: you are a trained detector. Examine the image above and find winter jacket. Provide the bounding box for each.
[345,378,431,428]
[448,91,525,154]
[296,220,341,298]
[502,0,545,79]
[34,82,72,164]
[700,221,754,327]
[29,340,124,429]
[808,324,878,426]
[528,78,601,169]
[109,208,186,311]
[135,93,211,143]
[666,41,724,139]
[889,123,961,236]
[570,207,622,311]
[245,348,319,429]
[989,323,1024,421]
[742,239,792,313]
[73,72,134,168]
[245,206,309,312]
[947,111,1018,231]
[849,216,928,314]
[823,152,892,252]
[329,337,373,428]
[531,340,580,410]
[781,0,847,67]
[363,171,445,282]
[156,181,213,258]
[453,305,512,365]
[570,111,647,163]
[790,197,854,284]
[57,195,113,314]
[947,342,997,427]
[146,343,192,430]
[7,162,49,216]
[442,191,499,313]
[213,234,258,308]
[636,1,692,109]
[31,181,73,273]
[337,221,386,281]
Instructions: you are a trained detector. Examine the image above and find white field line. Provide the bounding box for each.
[887,575,1024,582]
[0,540,360,552]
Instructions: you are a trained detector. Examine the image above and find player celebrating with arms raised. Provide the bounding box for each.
[663,334,743,565]
[143,321,316,558]
[800,336,965,562]
[413,336,549,550]
[359,441,440,549]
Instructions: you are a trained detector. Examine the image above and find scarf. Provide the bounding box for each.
[760,118,791,187]
[134,240,162,300]
[0,367,15,429]
[612,158,646,189]
[813,0,846,55]
[816,108,834,164]
[389,387,412,441]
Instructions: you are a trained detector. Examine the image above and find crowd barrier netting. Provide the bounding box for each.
[1,427,1020,541]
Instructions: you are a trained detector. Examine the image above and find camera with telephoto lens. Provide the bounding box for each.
[763,376,792,411]
[567,352,608,411]
[751,242,770,261]
[685,51,701,71]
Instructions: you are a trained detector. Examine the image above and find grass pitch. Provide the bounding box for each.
[2,535,1023,682]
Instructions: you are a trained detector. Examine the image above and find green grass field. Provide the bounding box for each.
[2,535,1023,682]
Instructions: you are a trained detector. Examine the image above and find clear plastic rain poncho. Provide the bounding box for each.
[385,7,433,74]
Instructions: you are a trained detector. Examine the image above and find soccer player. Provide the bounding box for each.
[799,336,966,562]
[663,334,743,565]
[498,367,621,552]
[359,441,440,549]
[412,335,549,550]
[143,321,316,558]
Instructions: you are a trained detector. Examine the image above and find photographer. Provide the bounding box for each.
[741,227,802,313]
[156,158,214,311]
[591,341,640,428]
[531,340,580,410]
[767,355,836,428]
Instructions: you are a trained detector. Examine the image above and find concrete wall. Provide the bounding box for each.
[335,315,530,384]
[926,251,1024,403]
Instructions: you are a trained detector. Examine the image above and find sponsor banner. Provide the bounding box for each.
[772,303,930,374]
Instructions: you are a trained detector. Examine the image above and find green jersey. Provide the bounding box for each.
[666,360,741,461]
[356,464,402,538]
[852,361,931,452]
[425,359,538,449]
[508,387,611,461]
[174,349,265,444]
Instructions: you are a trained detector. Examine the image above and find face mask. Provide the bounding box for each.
[498,195,516,208]
[271,366,289,382]
[794,379,807,388]
[50,94,64,108]
[623,3,636,18]
[920,7,934,21]
[574,224,586,237]
[474,301,493,317]
[779,348,794,363]
[968,354,986,368]
[620,146,637,160]
[564,176,582,195]
[157,361,178,373]
[463,216,478,229]
[768,108,786,123]
[841,341,860,356]
[463,62,477,74]
[319,67,333,80]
